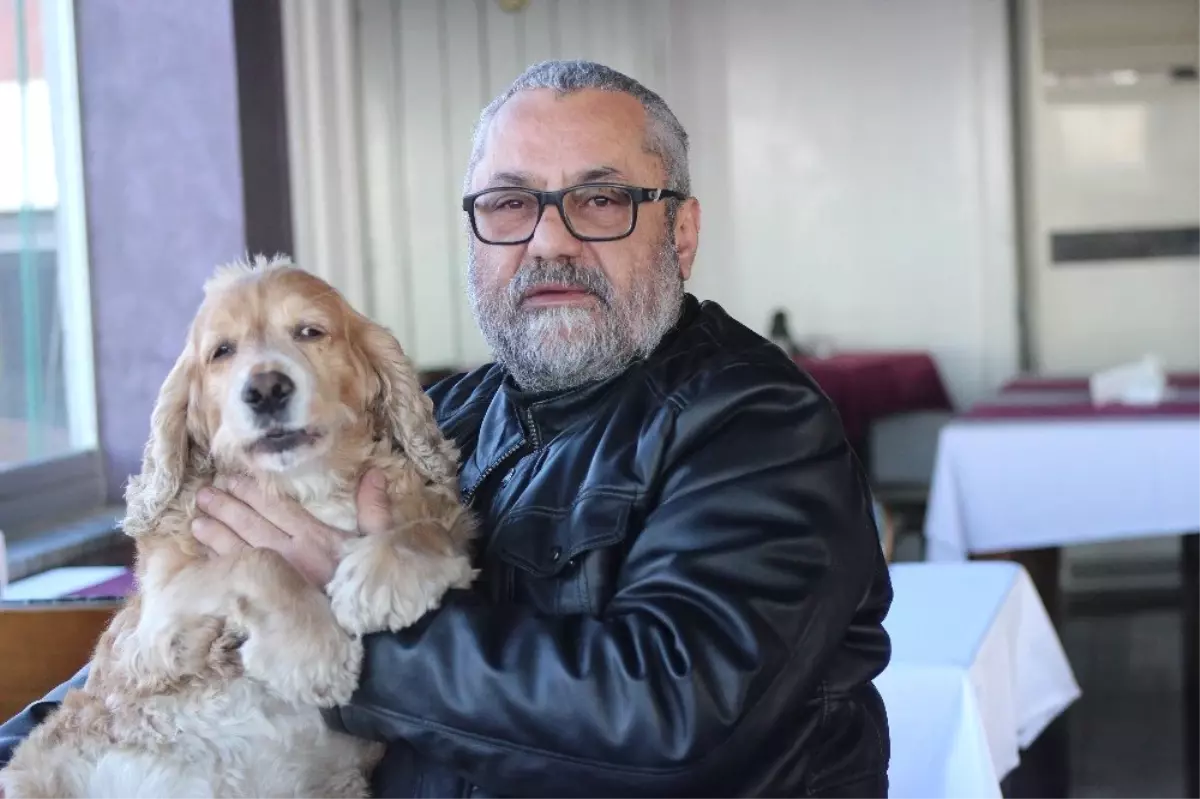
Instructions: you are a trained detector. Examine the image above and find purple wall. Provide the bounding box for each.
[76,0,247,501]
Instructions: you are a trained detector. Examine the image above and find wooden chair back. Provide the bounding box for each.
[0,599,120,719]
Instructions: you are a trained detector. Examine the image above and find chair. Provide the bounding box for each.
[0,598,120,720]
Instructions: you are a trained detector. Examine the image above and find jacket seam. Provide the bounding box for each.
[640,369,669,406]
[660,344,806,415]
[496,494,636,576]
[349,703,703,777]
[495,487,639,522]
[806,766,885,797]
[440,398,492,435]
[578,551,593,614]
[804,686,888,794]
[352,603,825,780]
[434,370,500,428]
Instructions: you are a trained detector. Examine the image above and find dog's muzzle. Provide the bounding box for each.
[242,370,295,420]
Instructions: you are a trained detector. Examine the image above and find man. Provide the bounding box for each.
[0,60,892,797]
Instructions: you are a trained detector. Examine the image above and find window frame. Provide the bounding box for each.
[0,0,105,543]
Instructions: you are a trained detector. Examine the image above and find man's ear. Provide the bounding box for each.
[673,197,701,281]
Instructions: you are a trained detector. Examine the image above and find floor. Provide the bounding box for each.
[1062,603,1187,798]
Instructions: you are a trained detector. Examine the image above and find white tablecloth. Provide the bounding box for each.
[924,417,1200,559]
[876,562,1081,798]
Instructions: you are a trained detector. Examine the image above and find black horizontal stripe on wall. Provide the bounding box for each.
[1051,226,1200,264]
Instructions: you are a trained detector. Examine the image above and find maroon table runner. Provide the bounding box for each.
[966,373,1200,421]
[795,351,953,442]
[1003,373,1200,392]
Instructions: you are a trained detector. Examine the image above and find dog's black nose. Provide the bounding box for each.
[242,371,295,416]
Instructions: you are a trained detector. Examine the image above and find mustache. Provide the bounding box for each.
[508,260,614,307]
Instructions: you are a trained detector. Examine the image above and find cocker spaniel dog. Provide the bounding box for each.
[0,256,475,797]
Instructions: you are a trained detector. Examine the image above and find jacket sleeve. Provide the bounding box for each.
[0,664,90,769]
[326,364,890,796]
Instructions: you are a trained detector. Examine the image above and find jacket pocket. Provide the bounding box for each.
[494,491,635,615]
[804,684,890,797]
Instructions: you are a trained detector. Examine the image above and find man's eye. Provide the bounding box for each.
[295,325,326,341]
[211,342,235,361]
[483,194,531,212]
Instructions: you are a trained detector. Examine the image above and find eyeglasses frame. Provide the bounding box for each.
[461,182,688,245]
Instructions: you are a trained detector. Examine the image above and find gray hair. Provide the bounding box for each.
[463,60,691,198]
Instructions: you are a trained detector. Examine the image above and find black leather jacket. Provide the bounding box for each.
[0,295,893,797]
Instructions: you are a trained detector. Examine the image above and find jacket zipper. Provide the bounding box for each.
[463,440,525,605]
[468,408,540,605]
[462,441,524,505]
[523,407,541,450]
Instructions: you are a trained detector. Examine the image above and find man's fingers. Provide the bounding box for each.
[224,475,317,540]
[356,468,393,536]
[192,514,250,556]
[196,486,290,550]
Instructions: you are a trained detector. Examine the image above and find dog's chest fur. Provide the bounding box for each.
[216,469,360,533]
[86,680,374,797]
[99,479,375,796]
[289,470,360,532]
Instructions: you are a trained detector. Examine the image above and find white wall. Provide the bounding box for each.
[1033,82,1199,372]
[358,0,676,371]
[1023,0,1200,374]
[285,0,672,372]
[285,0,1021,407]
[709,0,1020,406]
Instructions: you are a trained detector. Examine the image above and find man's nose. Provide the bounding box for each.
[242,370,295,417]
[526,204,584,261]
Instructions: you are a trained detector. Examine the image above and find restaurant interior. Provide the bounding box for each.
[0,0,1197,796]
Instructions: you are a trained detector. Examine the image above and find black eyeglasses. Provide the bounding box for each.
[461,183,687,245]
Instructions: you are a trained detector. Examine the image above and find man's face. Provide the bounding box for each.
[466,88,700,393]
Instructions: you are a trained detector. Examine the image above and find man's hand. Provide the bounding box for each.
[192,469,393,587]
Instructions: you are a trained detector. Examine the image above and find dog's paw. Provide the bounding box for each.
[239,614,362,708]
[165,614,244,682]
[209,622,248,680]
[294,630,362,708]
[329,543,475,636]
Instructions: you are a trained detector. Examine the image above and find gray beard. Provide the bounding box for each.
[467,231,684,394]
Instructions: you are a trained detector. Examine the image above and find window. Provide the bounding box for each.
[0,0,102,547]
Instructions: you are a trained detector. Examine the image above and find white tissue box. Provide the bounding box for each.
[1089,356,1167,406]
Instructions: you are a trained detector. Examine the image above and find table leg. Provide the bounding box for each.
[974,547,1070,798]
[1183,532,1198,799]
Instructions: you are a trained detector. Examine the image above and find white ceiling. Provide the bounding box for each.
[1041,0,1199,74]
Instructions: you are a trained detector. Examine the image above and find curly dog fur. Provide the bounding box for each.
[0,256,475,797]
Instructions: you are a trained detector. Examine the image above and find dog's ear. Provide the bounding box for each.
[358,318,458,488]
[123,349,206,537]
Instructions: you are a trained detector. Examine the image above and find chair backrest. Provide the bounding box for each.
[0,598,120,719]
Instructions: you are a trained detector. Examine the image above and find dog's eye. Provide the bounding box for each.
[211,341,235,361]
[295,325,326,341]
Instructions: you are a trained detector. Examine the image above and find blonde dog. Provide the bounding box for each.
[0,256,475,797]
